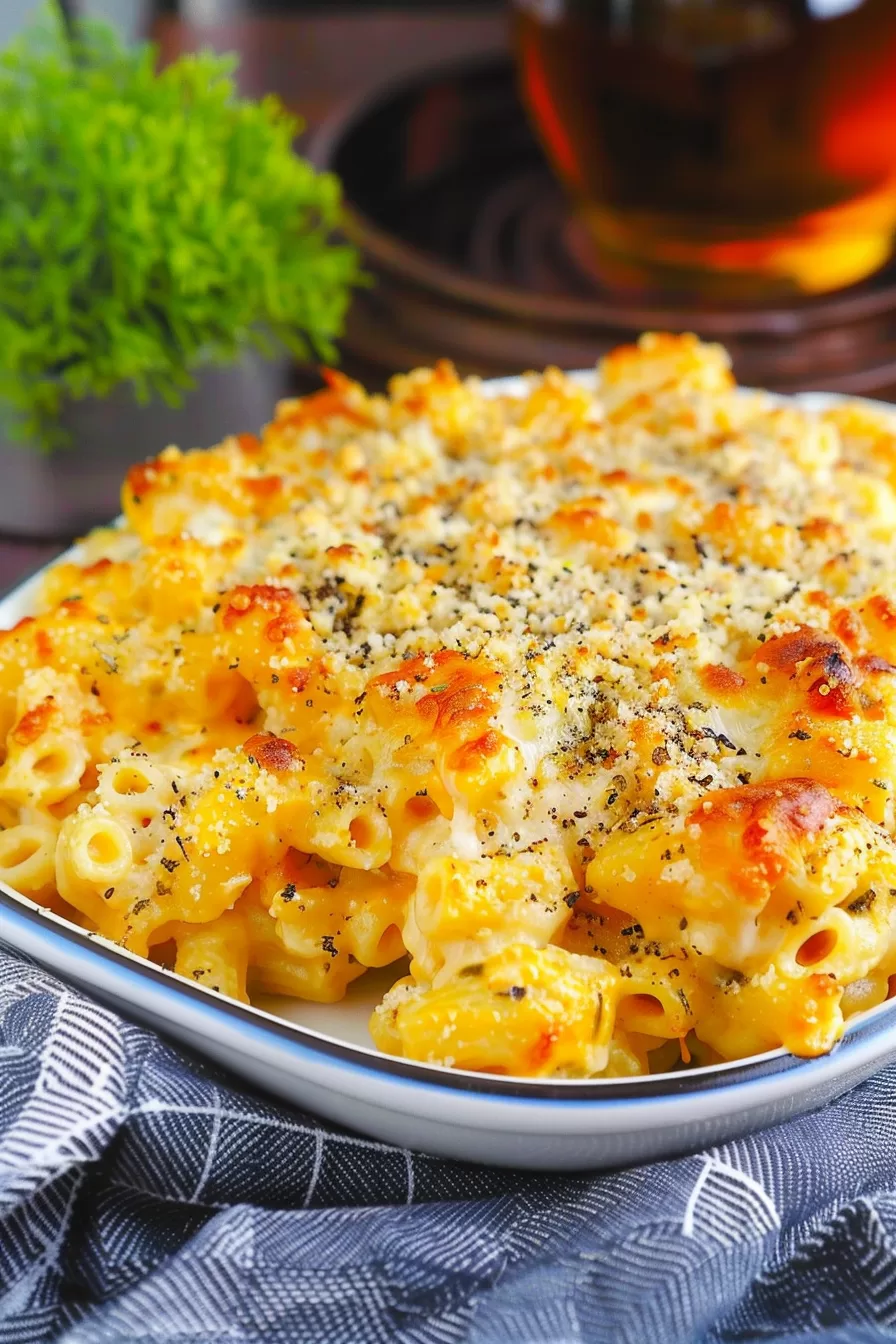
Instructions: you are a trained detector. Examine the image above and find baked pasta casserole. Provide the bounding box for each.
[5,333,896,1078]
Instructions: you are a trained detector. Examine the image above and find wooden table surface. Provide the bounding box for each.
[0,8,508,596]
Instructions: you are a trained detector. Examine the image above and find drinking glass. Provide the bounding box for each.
[513,0,896,299]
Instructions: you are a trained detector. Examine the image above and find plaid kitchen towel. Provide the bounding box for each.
[3,943,896,1344]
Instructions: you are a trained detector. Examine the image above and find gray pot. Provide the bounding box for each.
[0,353,296,540]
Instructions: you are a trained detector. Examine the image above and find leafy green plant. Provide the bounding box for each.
[0,5,363,447]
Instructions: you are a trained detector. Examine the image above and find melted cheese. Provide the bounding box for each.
[5,334,896,1075]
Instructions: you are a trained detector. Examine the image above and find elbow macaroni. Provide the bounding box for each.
[6,335,896,1076]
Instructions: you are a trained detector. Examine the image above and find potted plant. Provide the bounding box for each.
[0,5,363,539]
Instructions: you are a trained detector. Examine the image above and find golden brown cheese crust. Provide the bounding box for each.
[4,332,896,1075]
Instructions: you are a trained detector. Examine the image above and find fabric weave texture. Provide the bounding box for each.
[1,943,895,1344]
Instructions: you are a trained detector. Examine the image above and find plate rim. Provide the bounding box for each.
[8,885,896,1112]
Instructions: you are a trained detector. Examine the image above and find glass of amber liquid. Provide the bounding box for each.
[513,0,896,300]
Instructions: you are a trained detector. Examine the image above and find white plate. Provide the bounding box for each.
[2,379,896,1171]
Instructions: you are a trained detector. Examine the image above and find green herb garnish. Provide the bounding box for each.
[0,5,363,447]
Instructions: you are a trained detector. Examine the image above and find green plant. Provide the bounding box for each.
[0,5,363,447]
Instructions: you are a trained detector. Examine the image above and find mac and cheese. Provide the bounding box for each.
[4,334,896,1077]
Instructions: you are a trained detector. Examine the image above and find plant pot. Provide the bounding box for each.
[0,352,296,541]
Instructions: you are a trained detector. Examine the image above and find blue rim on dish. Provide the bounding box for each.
[5,883,896,1106]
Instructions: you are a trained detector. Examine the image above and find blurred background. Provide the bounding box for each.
[0,2,502,47]
[4,0,896,565]
[6,0,896,401]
